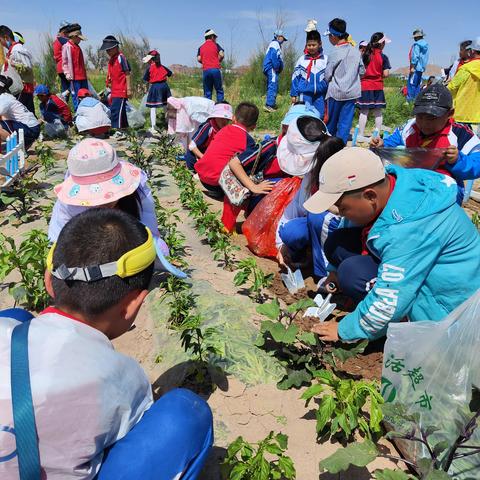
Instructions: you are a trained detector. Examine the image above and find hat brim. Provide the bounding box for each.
[413,105,451,117]
[54,161,142,207]
[142,55,154,63]
[277,136,316,176]
[303,190,342,214]
[100,42,119,51]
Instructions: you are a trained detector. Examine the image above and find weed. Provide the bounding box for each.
[472,213,480,230]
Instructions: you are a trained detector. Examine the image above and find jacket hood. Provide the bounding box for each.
[78,97,100,107]
[461,59,480,80]
[370,164,457,236]
[415,39,429,52]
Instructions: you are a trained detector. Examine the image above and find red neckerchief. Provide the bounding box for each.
[306,52,322,80]
[4,41,21,69]
[360,174,396,255]
[41,306,91,327]
[209,118,220,134]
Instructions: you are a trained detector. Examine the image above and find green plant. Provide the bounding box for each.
[472,212,480,230]
[301,369,384,441]
[34,142,56,174]
[0,230,50,310]
[234,258,273,303]
[222,431,296,480]
[126,131,154,177]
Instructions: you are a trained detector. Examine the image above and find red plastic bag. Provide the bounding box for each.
[242,177,302,258]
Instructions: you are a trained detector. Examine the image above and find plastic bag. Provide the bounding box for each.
[1,64,23,96]
[44,119,68,139]
[242,177,302,258]
[126,102,145,129]
[381,289,480,478]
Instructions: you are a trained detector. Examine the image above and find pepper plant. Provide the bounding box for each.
[234,258,274,303]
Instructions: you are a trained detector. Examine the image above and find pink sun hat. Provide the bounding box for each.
[54,138,142,207]
[208,103,233,120]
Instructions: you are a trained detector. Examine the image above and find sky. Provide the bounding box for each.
[2,0,479,69]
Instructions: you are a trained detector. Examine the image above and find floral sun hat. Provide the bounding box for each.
[54,138,141,207]
[208,103,233,120]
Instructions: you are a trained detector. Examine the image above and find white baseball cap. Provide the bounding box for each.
[204,29,217,37]
[304,148,386,213]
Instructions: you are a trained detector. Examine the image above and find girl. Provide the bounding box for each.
[276,116,345,284]
[357,32,392,141]
[49,138,184,277]
[0,75,40,149]
[143,50,173,134]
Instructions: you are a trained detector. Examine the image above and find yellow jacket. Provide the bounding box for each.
[448,59,480,124]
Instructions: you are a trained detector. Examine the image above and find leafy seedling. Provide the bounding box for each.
[234,258,273,303]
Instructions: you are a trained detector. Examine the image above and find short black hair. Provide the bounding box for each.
[297,116,328,141]
[235,102,259,128]
[306,30,321,43]
[0,25,14,40]
[329,18,348,39]
[309,136,345,192]
[51,208,154,317]
[460,40,472,49]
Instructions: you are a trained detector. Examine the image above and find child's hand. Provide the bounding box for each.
[291,96,297,104]
[251,180,274,195]
[444,145,459,164]
[277,244,292,268]
[311,320,339,342]
[370,137,384,148]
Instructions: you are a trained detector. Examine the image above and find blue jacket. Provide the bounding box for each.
[290,53,328,98]
[338,164,480,341]
[410,39,429,72]
[263,39,284,74]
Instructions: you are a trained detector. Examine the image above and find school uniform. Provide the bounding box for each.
[0,92,40,148]
[357,48,391,109]
[197,39,224,101]
[263,39,284,108]
[40,94,72,126]
[74,97,111,135]
[53,34,70,94]
[62,40,88,111]
[143,63,172,108]
[407,39,429,101]
[184,119,220,170]
[107,52,131,129]
[290,52,328,117]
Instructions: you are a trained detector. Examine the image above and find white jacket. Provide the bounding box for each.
[74,97,111,132]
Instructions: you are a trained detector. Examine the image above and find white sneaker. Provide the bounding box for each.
[356,135,370,144]
[149,127,159,136]
[111,131,127,140]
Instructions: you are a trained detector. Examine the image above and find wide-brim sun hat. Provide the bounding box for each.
[100,35,120,51]
[282,103,321,126]
[277,116,328,176]
[68,30,87,41]
[54,138,142,207]
[466,37,480,52]
[208,103,233,120]
[274,29,288,41]
[142,50,159,63]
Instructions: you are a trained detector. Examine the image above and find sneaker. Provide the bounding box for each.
[111,131,127,140]
[264,105,276,113]
[356,135,370,144]
[149,127,160,136]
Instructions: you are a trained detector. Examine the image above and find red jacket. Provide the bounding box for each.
[107,52,131,98]
[53,35,68,74]
[62,40,87,81]
[143,63,172,83]
[197,39,223,70]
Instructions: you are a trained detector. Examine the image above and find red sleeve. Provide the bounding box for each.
[53,39,62,63]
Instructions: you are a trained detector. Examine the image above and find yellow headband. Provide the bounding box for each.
[47,227,156,282]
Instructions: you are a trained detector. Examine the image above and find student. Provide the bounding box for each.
[197,29,225,102]
[448,37,480,136]
[34,84,72,137]
[407,28,429,101]
[371,83,480,204]
[74,88,111,137]
[101,35,131,131]
[0,75,40,149]
[0,25,35,113]
[143,50,173,135]
[0,208,213,479]
[304,147,480,342]
[358,40,368,56]
[53,21,72,98]
[324,18,364,143]
[357,32,391,141]
[263,30,287,112]
[184,102,233,170]
[276,118,345,282]
[290,30,328,118]
[62,25,88,111]
[448,40,472,81]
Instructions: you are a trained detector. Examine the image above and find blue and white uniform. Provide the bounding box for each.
[263,39,284,108]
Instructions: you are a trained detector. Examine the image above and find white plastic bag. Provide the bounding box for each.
[44,119,68,139]
[381,289,480,478]
[126,102,145,129]
[1,64,23,96]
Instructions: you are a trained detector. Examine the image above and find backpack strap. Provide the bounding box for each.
[10,320,41,480]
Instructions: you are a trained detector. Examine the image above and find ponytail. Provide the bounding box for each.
[362,32,384,67]
[308,136,345,193]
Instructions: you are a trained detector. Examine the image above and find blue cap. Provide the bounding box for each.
[34,84,50,96]
[274,29,288,41]
[282,103,320,126]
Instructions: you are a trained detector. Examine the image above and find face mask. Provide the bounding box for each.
[6,40,12,48]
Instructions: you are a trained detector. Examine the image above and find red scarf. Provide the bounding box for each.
[306,53,321,80]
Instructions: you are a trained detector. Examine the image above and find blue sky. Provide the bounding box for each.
[2,0,479,69]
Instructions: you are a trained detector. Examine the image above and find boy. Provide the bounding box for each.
[370,83,480,203]
[448,37,480,136]
[407,28,429,101]
[197,29,225,102]
[184,102,233,170]
[62,25,88,111]
[101,35,131,131]
[263,30,287,112]
[0,25,35,113]
[448,40,472,81]
[324,18,364,143]
[0,208,213,479]
[53,21,72,98]
[290,29,328,118]
[304,148,480,342]
[34,84,72,134]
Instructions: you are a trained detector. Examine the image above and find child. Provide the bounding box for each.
[184,102,232,170]
[0,75,40,149]
[142,50,173,135]
[276,118,344,282]
[407,28,429,101]
[197,29,225,102]
[101,35,131,131]
[0,25,35,113]
[62,25,88,111]
[448,40,472,81]
[370,83,480,203]
[324,18,364,143]
[263,30,288,112]
[290,29,328,118]
[356,32,391,141]
[34,84,72,137]
[53,21,72,98]
[0,208,213,479]
[358,40,368,55]
[74,89,111,137]
[303,148,480,342]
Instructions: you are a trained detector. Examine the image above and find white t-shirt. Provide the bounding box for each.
[0,310,153,479]
[0,92,39,128]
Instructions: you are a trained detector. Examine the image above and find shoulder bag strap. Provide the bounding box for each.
[249,143,264,177]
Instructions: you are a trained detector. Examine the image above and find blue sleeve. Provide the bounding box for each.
[42,100,59,123]
[217,44,224,53]
[143,65,150,83]
[191,122,211,149]
[446,150,480,180]
[290,63,302,96]
[382,54,391,70]
[270,47,282,72]
[119,54,131,73]
[383,127,405,147]
[317,79,328,95]
[411,44,420,67]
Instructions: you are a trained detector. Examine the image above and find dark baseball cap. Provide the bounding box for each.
[413,83,453,117]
